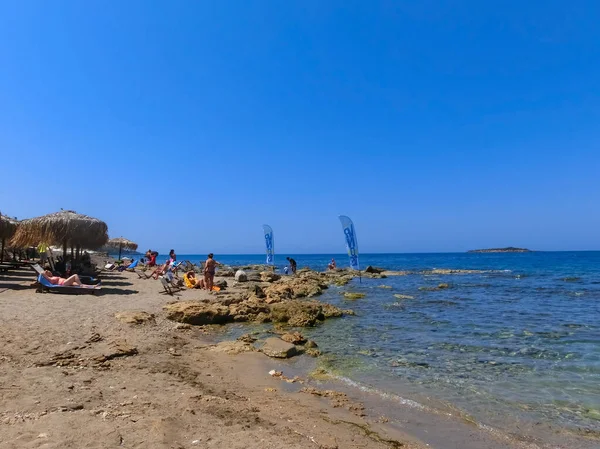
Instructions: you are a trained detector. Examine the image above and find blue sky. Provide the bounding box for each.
[1,1,599,254]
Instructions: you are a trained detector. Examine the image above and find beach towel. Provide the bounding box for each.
[183,273,196,289]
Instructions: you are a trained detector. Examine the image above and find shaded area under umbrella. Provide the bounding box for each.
[10,210,108,258]
[106,237,138,261]
[0,212,18,263]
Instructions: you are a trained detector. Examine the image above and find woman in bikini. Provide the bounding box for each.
[41,270,94,288]
[203,253,221,291]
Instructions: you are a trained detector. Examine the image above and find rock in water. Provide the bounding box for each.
[237,333,257,343]
[281,332,307,345]
[419,283,451,291]
[394,294,414,300]
[305,348,322,357]
[343,292,366,300]
[235,270,248,282]
[261,338,298,358]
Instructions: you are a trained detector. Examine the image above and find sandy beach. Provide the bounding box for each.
[0,263,591,449]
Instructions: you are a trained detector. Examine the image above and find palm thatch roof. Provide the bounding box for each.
[107,237,138,251]
[10,210,108,250]
[0,213,18,240]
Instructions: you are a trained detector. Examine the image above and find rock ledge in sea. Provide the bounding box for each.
[467,247,532,253]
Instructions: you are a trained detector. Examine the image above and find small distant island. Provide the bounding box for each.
[467,247,532,253]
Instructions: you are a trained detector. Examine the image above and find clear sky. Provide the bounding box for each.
[1,1,599,254]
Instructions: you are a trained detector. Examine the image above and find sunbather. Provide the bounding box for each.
[183,271,205,289]
[117,259,137,272]
[41,270,96,288]
[150,261,168,280]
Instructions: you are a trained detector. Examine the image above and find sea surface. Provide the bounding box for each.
[147,252,600,442]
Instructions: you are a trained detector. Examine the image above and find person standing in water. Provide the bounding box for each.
[203,253,221,291]
[286,257,297,274]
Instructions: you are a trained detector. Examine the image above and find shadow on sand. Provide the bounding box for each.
[99,288,139,296]
[100,280,134,287]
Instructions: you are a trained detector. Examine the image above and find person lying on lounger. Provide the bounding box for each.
[41,270,97,288]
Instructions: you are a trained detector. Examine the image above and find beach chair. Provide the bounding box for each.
[37,274,101,295]
[121,259,138,272]
[159,276,182,296]
[171,261,183,277]
[137,269,153,279]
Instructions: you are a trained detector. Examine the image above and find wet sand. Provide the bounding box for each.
[0,265,579,448]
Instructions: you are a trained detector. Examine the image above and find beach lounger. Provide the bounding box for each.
[123,259,139,272]
[37,274,101,295]
[31,263,100,285]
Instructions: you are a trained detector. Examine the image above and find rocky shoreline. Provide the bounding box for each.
[4,259,587,449]
[159,264,506,362]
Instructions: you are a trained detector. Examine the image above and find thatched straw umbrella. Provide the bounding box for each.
[10,210,108,258]
[0,212,18,263]
[107,237,138,261]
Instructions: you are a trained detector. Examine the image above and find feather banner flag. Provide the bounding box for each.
[262,224,274,265]
[338,215,360,271]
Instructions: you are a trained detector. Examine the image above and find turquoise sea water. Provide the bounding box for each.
[165,252,600,438]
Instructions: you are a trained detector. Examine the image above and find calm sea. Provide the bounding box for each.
[151,252,600,440]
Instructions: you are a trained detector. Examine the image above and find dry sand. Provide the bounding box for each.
[0,265,577,449]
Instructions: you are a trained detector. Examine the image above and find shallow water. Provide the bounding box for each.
[180,252,600,439]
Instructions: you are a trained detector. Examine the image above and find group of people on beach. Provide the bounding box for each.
[281,257,336,274]
[141,249,221,292]
[184,253,220,291]
[136,251,337,288]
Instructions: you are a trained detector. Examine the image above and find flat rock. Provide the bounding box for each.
[261,337,298,358]
[364,265,385,274]
[115,311,155,325]
[212,341,255,355]
[419,283,450,291]
[270,300,350,327]
[163,301,231,325]
[343,292,366,300]
[260,271,281,282]
[94,340,138,362]
[394,294,414,300]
